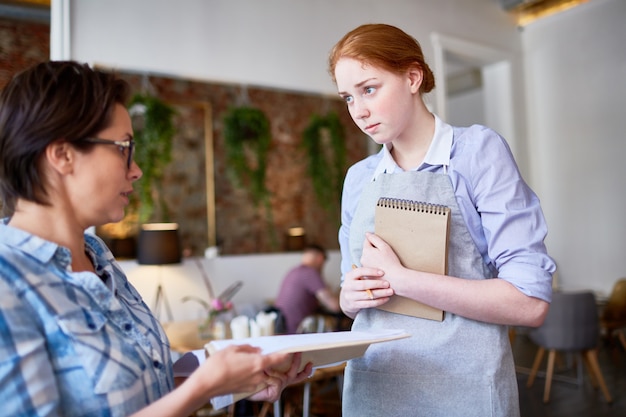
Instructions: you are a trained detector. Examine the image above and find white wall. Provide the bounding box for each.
[68,1,526,162]
[68,0,520,96]
[448,88,486,127]
[522,0,626,296]
[121,251,342,322]
[63,0,626,303]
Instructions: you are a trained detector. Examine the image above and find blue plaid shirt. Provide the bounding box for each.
[0,221,174,416]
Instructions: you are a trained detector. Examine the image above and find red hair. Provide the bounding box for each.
[328,23,435,94]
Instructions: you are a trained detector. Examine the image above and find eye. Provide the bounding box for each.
[116,141,132,157]
[364,86,376,95]
[342,95,354,104]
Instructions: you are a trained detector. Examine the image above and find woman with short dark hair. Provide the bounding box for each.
[0,61,311,417]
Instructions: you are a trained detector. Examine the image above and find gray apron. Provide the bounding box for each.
[342,170,519,417]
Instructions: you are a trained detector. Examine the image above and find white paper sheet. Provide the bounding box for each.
[171,329,410,410]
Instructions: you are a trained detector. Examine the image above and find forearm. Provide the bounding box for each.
[392,267,549,327]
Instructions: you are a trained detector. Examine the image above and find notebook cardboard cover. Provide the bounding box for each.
[374,197,450,321]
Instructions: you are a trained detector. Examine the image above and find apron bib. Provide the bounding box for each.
[343,170,519,417]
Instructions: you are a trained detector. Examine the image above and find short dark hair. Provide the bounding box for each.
[0,61,130,215]
[304,243,327,260]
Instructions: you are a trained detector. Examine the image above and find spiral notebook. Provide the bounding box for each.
[374,197,451,321]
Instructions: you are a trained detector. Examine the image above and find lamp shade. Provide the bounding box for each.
[136,223,182,265]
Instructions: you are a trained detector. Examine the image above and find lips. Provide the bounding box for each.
[120,191,132,204]
[364,123,380,133]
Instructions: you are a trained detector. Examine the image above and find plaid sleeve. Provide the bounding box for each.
[0,273,61,416]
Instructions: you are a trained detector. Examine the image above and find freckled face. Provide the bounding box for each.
[335,58,418,145]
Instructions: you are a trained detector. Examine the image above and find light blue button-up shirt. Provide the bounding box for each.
[0,221,174,416]
[339,115,555,302]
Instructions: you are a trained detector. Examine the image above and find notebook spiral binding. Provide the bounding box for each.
[377,197,450,215]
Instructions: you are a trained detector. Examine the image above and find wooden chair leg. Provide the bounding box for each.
[554,351,566,370]
[527,346,545,387]
[283,401,295,417]
[583,349,613,403]
[257,402,271,417]
[581,352,599,388]
[543,349,556,403]
[508,327,516,345]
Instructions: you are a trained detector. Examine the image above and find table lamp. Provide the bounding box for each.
[137,222,182,322]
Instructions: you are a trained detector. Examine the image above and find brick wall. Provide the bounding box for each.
[0,17,50,89]
[0,18,368,256]
[115,72,367,256]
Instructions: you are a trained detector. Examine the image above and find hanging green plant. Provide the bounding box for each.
[128,93,176,223]
[222,105,278,250]
[222,106,271,206]
[302,112,347,213]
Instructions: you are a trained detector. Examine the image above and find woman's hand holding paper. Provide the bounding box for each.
[248,352,312,402]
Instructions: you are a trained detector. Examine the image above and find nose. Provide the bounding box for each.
[351,99,370,120]
[129,160,143,181]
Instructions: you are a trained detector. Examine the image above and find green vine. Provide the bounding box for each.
[128,93,176,223]
[302,112,347,213]
[222,106,278,249]
[222,106,271,205]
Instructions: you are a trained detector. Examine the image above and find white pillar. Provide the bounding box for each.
[50,0,71,60]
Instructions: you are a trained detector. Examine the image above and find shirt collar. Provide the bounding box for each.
[0,219,111,275]
[0,219,61,264]
[426,114,453,167]
[1,220,120,292]
[370,113,453,181]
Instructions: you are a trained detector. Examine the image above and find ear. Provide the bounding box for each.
[407,65,424,94]
[44,140,75,175]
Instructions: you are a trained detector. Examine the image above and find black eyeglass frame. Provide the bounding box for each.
[80,137,135,169]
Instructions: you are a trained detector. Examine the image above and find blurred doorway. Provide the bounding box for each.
[430,32,517,156]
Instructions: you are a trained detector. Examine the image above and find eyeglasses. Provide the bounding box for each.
[81,137,135,169]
